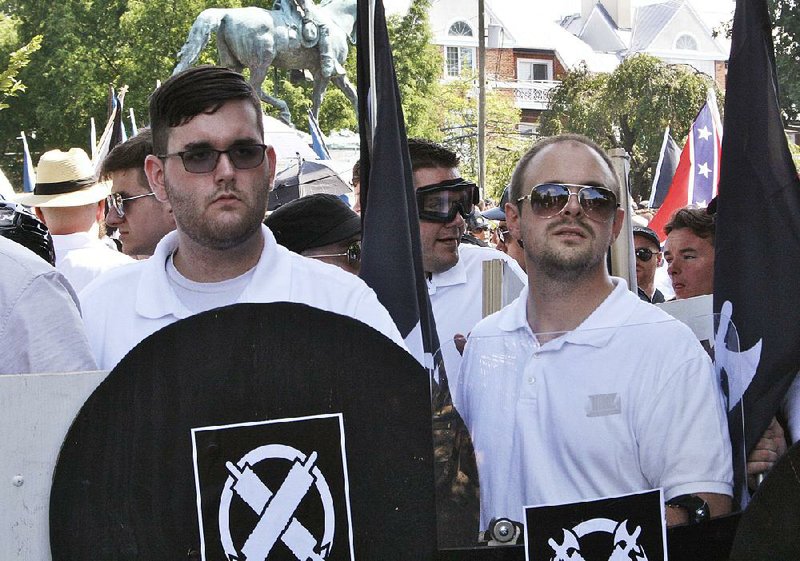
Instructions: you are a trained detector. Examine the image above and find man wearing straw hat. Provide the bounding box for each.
[15,148,133,292]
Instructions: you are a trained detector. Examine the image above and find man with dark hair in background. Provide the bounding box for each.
[100,128,176,258]
[407,138,524,373]
[664,207,716,300]
[79,66,403,370]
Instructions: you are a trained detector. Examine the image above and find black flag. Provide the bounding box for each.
[355,0,439,368]
[714,0,800,498]
[356,1,479,545]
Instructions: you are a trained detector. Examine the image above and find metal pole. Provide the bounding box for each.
[609,148,637,293]
[367,0,378,148]
[477,0,486,199]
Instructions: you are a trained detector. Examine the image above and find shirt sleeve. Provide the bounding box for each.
[2,271,98,374]
[638,354,733,500]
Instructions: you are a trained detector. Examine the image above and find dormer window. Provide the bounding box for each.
[449,21,473,36]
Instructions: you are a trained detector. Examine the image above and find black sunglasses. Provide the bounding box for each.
[308,241,361,266]
[635,247,661,262]
[517,183,618,223]
[416,178,479,223]
[159,144,268,174]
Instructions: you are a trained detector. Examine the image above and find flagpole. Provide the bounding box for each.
[367,0,378,149]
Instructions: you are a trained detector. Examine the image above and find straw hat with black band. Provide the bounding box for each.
[15,148,110,208]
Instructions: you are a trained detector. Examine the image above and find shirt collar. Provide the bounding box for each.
[136,225,286,320]
[497,277,638,349]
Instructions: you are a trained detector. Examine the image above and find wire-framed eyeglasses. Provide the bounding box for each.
[158,144,268,174]
[106,192,155,218]
[308,241,361,267]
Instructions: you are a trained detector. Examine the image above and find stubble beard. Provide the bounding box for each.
[528,220,610,283]
[166,178,269,251]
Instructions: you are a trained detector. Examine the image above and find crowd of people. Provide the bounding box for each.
[0,65,792,545]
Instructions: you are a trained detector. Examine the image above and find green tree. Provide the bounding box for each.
[0,30,40,111]
[433,76,528,199]
[386,0,442,139]
[770,0,800,121]
[540,54,716,201]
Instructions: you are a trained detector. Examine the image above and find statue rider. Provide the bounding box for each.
[273,0,346,78]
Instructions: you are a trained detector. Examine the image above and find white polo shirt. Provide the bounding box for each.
[455,278,732,528]
[429,243,525,379]
[80,225,405,370]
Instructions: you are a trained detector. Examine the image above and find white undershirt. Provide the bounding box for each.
[165,253,255,314]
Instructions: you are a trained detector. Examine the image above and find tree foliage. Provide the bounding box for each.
[431,76,528,199]
[540,54,717,201]
[0,30,40,111]
[385,0,442,140]
[770,0,800,121]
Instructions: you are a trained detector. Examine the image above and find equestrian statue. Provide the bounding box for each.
[173,0,358,125]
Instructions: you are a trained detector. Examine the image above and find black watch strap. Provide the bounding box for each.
[666,494,710,524]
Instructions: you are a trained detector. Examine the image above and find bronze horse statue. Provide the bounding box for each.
[173,0,358,125]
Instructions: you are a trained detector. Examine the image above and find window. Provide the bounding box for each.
[448,21,473,36]
[517,59,553,82]
[446,46,475,77]
[675,33,699,51]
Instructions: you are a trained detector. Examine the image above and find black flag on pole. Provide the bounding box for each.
[356,0,479,545]
[355,0,439,370]
[714,0,800,501]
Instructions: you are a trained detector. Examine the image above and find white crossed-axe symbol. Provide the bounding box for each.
[225,450,332,561]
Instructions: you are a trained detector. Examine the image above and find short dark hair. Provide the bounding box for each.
[99,128,152,187]
[509,133,619,204]
[664,206,715,244]
[407,138,460,171]
[351,160,360,185]
[148,65,263,154]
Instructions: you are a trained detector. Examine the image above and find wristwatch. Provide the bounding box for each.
[666,494,710,524]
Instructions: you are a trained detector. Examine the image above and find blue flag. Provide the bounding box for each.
[307,110,331,160]
[21,131,35,193]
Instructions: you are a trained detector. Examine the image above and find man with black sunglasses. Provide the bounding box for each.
[78,66,404,369]
[455,134,732,530]
[632,225,665,304]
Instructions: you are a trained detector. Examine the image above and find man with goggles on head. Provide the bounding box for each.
[408,139,525,373]
[454,134,732,532]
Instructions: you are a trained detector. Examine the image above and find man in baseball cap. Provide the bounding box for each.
[632,225,665,304]
[15,148,132,291]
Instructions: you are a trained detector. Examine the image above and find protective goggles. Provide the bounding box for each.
[517,183,618,223]
[635,247,661,262]
[309,241,361,267]
[416,178,479,223]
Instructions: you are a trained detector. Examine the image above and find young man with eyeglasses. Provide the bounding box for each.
[79,66,403,370]
[408,139,525,373]
[454,134,732,530]
[100,128,176,258]
[632,225,665,304]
